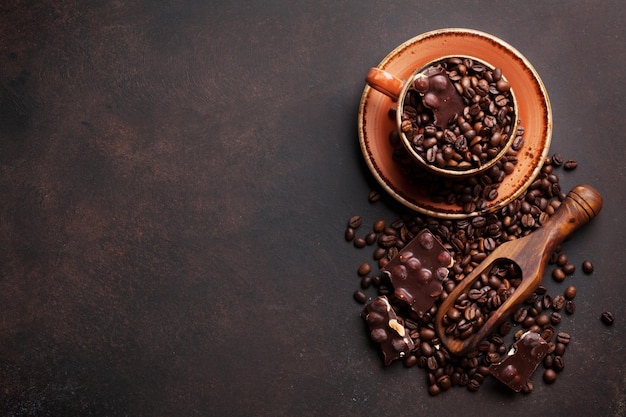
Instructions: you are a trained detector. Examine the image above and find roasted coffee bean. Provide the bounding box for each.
[582,260,594,274]
[378,234,397,248]
[426,356,438,371]
[565,301,576,315]
[556,253,568,267]
[360,275,373,289]
[354,237,366,248]
[496,78,510,92]
[564,285,577,300]
[543,354,554,369]
[403,354,418,368]
[550,312,562,324]
[513,307,527,323]
[373,247,386,260]
[601,311,615,325]
[471,216,486,228]
[428,383,441,396]
[562,263,576,275]
[390,218,405,230]
[477,340,491,352]
[437,375,452,390]
[368,190,381,203]
[552,295,566,311]
[371,275,382,288]
[557,332,571,344]
[348,215,363,229]
[353,290,367,304]
[535,313,551,327]
[420,341,434,357]
[417,356,428,368]
[553,355,565,372]
[543,368,557,384]
[563,159,578,170]
[344,227,355,241]
[483,237,496,251]
[373,219,386,233]
[361,275,374,290]
[552,267,566,282]
[522,315,535,329]
[382,227,397,236]
[520,213,535,228]
[467,379,481,392]
[357,263,372,277]
[527,306,540,317]
[554,342,566,356]
[472,371,486,384]
[365,232,377,245]
[551,153,564,166]
[420,327,437,341]
[540,326,555,342]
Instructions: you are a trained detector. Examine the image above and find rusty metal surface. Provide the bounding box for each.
[0,1,625,416]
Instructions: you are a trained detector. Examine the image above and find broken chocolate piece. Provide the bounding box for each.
[413,66,464,129]
[489,331,549,392]
[362,296,414,366]
[381,230,453,317]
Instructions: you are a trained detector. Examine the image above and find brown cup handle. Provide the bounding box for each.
[365,68,404,101]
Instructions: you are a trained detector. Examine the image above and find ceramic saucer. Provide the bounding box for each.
[358,28,552,218]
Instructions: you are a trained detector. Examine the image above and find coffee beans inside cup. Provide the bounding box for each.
[400,57,516,173]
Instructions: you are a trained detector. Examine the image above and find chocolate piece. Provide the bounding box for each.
[413,66,464,129]
[489,331,549,392]
[381,230,453,317]
[361,296,414,366]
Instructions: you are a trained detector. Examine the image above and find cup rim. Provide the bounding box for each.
[395,54,519,178]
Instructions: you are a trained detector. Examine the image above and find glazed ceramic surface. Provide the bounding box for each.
[358,28,552,218]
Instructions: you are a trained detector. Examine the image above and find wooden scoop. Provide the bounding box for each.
[435,185,603,355]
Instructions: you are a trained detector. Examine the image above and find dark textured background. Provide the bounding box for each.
[1,1,625,416]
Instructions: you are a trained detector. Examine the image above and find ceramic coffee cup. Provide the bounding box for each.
[366,56,518,178]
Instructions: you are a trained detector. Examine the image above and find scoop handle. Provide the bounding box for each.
[529,184,603,258]
[365,67,404,101]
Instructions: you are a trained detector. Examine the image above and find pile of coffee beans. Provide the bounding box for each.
[345,154,608,395]
[400,57,516,171]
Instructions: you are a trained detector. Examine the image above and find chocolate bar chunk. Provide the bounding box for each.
[362,296,414,366]
[489,331,549,392]
[413,66,464,129]
[381,230,453,317]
